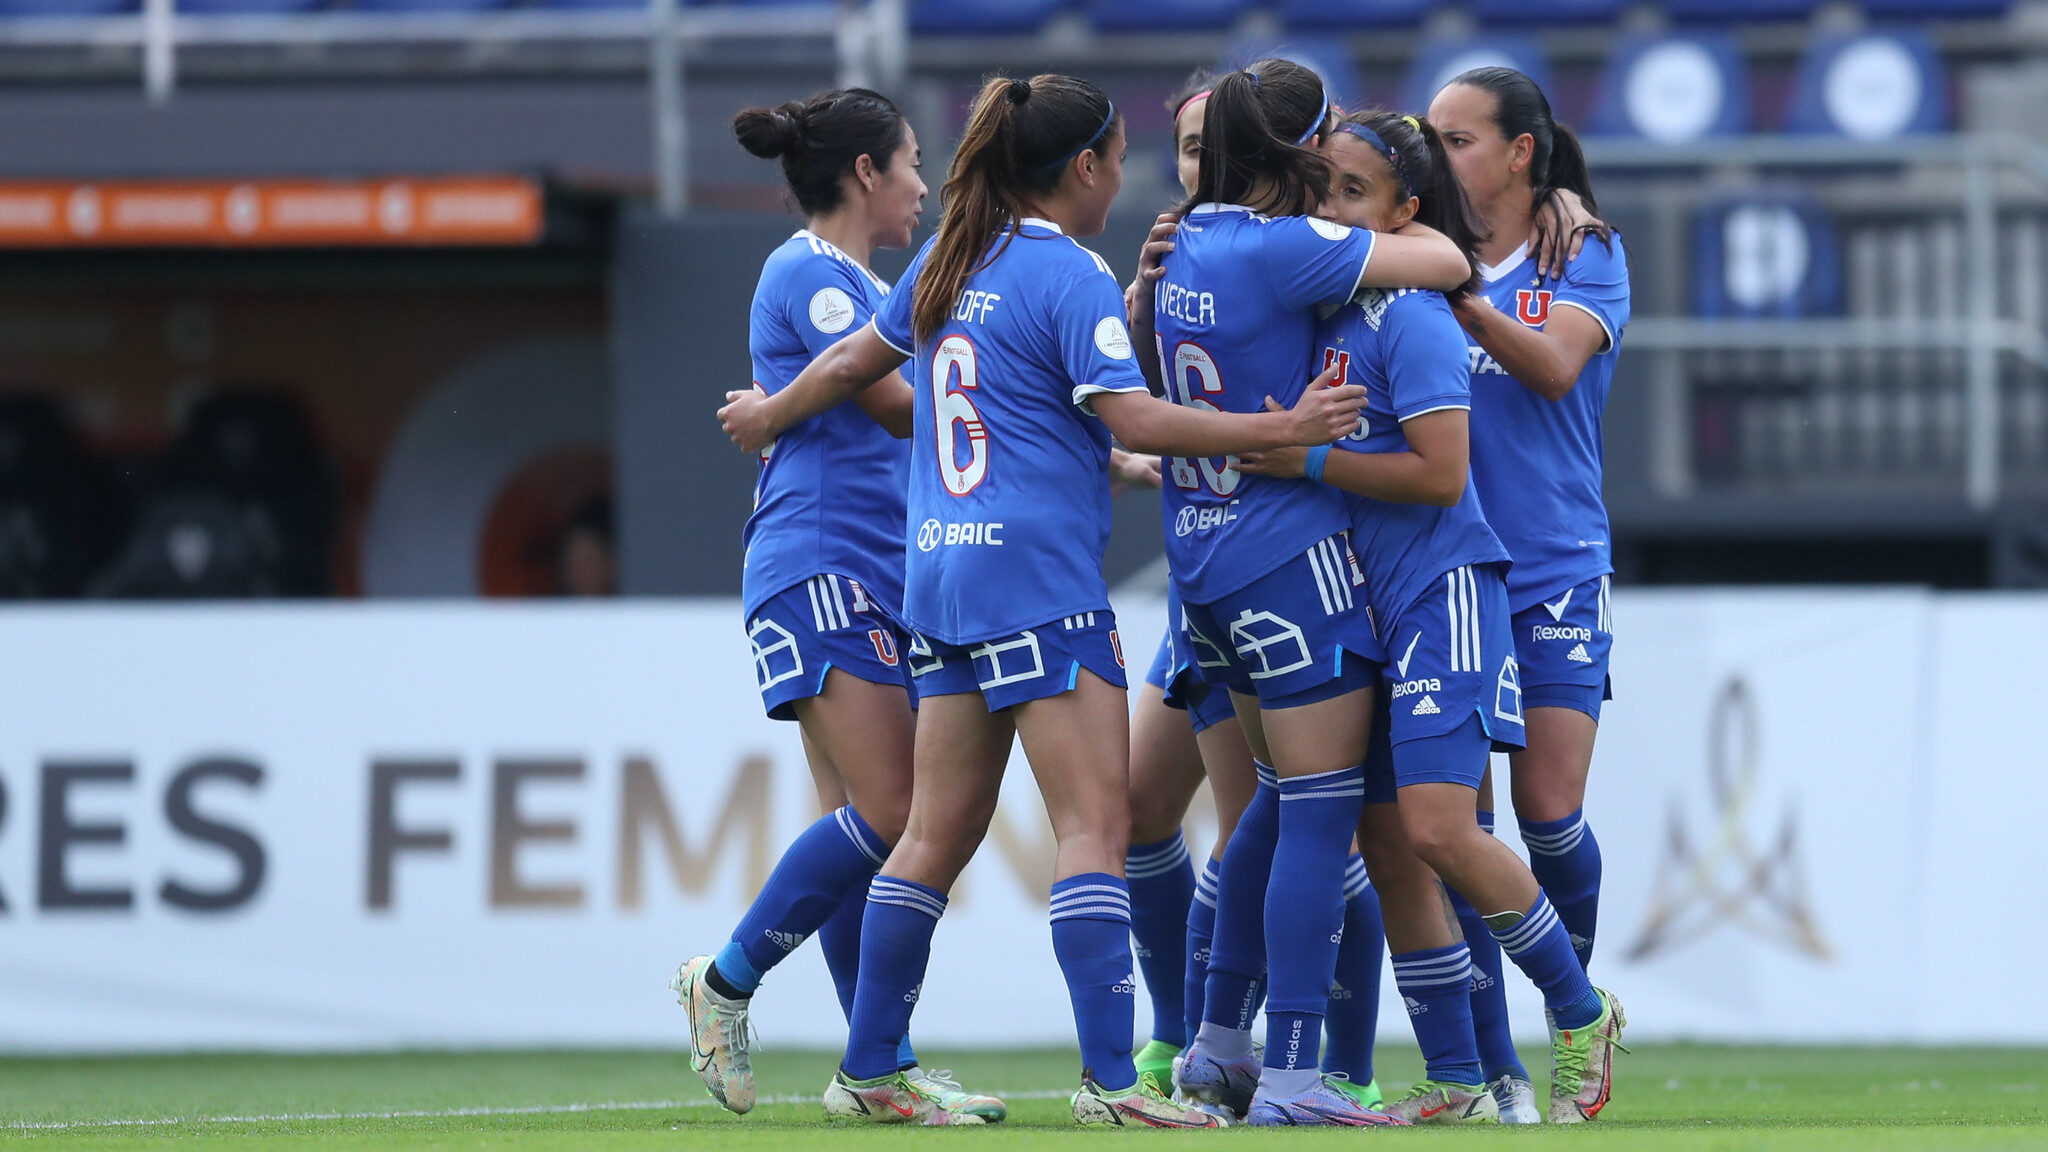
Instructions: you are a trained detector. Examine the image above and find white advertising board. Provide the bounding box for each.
[0,590,2041,1051]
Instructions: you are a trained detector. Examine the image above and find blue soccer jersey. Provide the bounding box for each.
[872,218,1150,644]
[742,230,909,623]
[1152,204,1378,604]
[1319,286,1510,620]
[1466,234,1631,611]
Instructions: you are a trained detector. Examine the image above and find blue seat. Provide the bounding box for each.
[1088,0,1250,31]
[351,0,512,12]
[910,0,1065,33]
[1589,33,1747,142]
[1862,0,2008,16]
[1693,196,1841,318]
[1472,0,1623,26]
[1279,0,1432,29]
[179,0,321,13]
[0,0,134,14]
[1400,36,1552,117]
[1664,0,1816,21]
[1786,28,1947,139]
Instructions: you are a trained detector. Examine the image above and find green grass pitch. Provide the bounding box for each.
[4,1046,2044,1150]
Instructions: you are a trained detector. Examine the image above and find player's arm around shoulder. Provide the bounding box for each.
[1451,241,1615,403]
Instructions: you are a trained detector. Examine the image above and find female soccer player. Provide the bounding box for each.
[1142,58,1475,1127]
[1431,66,1629,1001]
[1121,70,1386,1109]
[718,72,1369,1127]
[669,88,1012,1123]
[1241,105,1627,1126]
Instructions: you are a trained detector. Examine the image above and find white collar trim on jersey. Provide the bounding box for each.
[1186,202,1261,216]
[1478,241,1532,285]
[795,228,889,292]
[1017,216,1065,234]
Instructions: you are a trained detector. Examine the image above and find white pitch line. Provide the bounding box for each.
[9,1089,1078,1132]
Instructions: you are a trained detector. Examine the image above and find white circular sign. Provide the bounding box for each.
[1625,41,1725,144]
[1308,217,1353,242]
[1094,316,1133,360]
[1722,203,1810,311]
[1823,38,1921,141]
[808,287,856,334]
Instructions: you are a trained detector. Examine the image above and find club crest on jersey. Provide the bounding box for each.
[1515,289,1553,327]
[1320,347,1353,387]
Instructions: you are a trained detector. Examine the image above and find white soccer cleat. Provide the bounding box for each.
[1381,1078,1501,1124]
[902,1067,1007,1122]
[670,955,754,1114]
[1073,1075,1228,1128]
[1491,1073,1543,1124]
[823,1069,990,1125]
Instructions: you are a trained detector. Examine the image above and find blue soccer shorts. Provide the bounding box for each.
[1181,532,1384,709]
[1145,625,1236,734]
[1511,572,1615,721]
[747,573,915,721]
[909,610,1128,713]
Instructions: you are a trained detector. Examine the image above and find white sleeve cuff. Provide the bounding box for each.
[871,318,914,357]
[1398,402,1471,421]
[1550,299,1615,354]
[1072,381,1150,417]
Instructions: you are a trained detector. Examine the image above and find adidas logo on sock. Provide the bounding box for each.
[764,929,808,952]
[1411,694,1441,716]
[1111,973,1138,995]
[1566,642,1593,664]
[1403,996,1426,1016]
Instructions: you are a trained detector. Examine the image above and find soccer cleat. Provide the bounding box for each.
[1491,1073,1542,1124]
[902,1067,1007,1123]
[822,1069,991,1126]
[1073,1074,1228,1128]
[1327,1074,1385,1111]
[670,955,754,1114]
[1174,1037,1260,1117]
[1381,1079,1500,1124]
[1134,1039,1183,1098]
[1244,1074,1408,1127]
[1549,988,1627,1124]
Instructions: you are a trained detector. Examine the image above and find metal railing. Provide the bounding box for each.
[0,0,908,216]
[1590,133,2048,508]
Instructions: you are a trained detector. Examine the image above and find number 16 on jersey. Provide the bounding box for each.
[1165,341,1239,496]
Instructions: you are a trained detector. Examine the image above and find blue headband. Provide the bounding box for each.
[1336,122,1412,198]
[1032,100,1118,177]
[1294,80,1330,146]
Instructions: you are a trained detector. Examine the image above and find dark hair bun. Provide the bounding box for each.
[733,102,805,159]
[1006,78,1032,105]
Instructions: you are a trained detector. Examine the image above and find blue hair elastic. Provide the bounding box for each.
[1303,444,1332,483]
[1032,100,1117,177]
[1336,122,1412,198]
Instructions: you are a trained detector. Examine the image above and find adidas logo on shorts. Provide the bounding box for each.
[1566,642,1593,664]
[1411,694,1441,716]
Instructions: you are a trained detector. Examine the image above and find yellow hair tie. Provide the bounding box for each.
[1403,114,1423,132]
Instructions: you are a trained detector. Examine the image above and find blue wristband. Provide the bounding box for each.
[1303,444,1332,483]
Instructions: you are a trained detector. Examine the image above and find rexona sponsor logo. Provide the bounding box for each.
[1391,678,1443,698]
[1533,624,1595,642]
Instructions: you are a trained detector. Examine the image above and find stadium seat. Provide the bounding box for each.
[1663,0,1816,21]
[178,0,322,14]
[1088,0,1251,31]
[1589,32,1748,142]
[1400,36,1552,119]
[1692,195,1842,318]
[1786,28,1948,139]
[1279,0,1433,30]
[350,0,513,14]
[0,0,135,15]
[1471,0,1624,27]
[1861,0,2009,17]
[909,0,1066,34]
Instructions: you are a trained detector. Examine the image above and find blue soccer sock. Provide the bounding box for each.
[1492,892,1602,1030]
[1202,762,1279,1034]
[1392,943,1484,1086]
[1322,854,1382,1086]
[1050,873,1139,1092]
[1262,765,1365,1073]
[1456,812,1524,1082]
[715,806,888,997]
[1126,832,1196,1048]
[842,876,945,1081]
[1183,857,1221,1043]
[817,874,916,1069]
[1520,808,1602,969]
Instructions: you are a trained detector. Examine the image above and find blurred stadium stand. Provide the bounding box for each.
[4,0,2048,593]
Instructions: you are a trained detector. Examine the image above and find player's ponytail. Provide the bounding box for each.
[911,73,1120,344]
[1446,66,1611,246]
[1338,110,1485,297]
[1182,57,1334,220]
[732,88,907,217]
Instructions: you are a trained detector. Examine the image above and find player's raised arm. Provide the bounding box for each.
[1092,360,1365,457]
[719,321,907,453]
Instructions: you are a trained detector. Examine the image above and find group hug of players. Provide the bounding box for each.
[684,55,1631,1129]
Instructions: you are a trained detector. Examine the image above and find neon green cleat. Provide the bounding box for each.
[1549,988,1627,1123]
[669,955,753,1115]
[1327,1074,1384,1111]
[1381,1079,1500,1123]
[1134,1039,1183,1098]
[902,1067,1007,1122]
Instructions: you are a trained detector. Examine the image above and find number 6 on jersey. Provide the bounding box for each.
[933,335,988,495]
